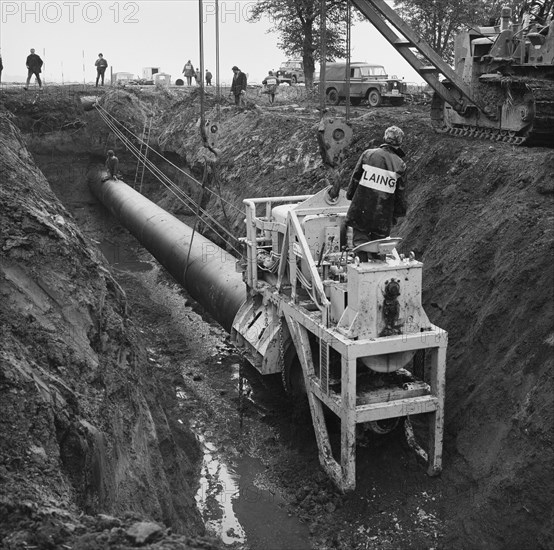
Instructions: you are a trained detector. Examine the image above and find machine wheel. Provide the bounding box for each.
[326,88,340,106]
[367,89,382,107]
[367,417,400,434]
[291,75,297,85]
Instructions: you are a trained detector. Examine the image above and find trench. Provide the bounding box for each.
[37,150,312,549]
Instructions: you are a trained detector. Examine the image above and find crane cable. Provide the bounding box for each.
[319,0,327,114]
[215,0,221,122]
[346,0,351,123]
[186,0,209,282]
[94,104,243,255]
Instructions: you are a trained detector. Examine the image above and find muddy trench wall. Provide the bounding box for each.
[0,107,207,541]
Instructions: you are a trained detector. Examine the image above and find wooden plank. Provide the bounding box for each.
[356,395,438,423]
[356,381,430,405]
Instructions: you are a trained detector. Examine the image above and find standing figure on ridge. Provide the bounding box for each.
[24,48,43,90]
[183,60,194,86]
[262,70,279,104]
[95,53,108,87]
[230,65,247,108]
[205,69,212,86]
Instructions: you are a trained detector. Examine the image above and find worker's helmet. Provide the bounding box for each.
[384,126,404,147]
[269,71,273,75]
[107,149,114,156]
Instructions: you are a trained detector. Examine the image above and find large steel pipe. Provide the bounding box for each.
[89,174,246,332]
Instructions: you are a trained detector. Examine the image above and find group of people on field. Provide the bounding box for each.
[18,48,107,90]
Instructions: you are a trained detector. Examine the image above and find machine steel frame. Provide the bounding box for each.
[238,193,447,491]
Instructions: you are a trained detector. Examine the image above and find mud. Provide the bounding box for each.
[1,84,553,550]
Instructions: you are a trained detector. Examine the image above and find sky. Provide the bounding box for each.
[0,1,424,85]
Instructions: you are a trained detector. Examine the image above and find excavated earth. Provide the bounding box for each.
[0,84,553,550]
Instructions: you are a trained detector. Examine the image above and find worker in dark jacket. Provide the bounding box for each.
[24,48,43,90]
[95,53,108,87]
[331,126,407,261]
[230,65,247,107]
[105,150,119,180]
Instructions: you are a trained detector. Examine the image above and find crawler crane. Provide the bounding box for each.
[351,0,554,145]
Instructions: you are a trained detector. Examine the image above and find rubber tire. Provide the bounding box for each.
[326,88,340,106]
[367,89,382,107]
[291,75,297,85]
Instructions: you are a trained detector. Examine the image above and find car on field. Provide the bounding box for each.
[316,62,407,106]
[276,60,305,85]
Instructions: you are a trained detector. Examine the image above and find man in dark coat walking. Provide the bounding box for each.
[24,48,43,90]
[230,65,247,107]
[330,126,407,261]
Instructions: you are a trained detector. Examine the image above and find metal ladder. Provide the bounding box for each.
[134,114,153,192]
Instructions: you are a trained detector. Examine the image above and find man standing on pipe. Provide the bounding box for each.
[105,150,119,181]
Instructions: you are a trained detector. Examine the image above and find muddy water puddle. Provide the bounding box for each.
[98,240,153,272]
[187,359,311,550]
[108,246,312,549]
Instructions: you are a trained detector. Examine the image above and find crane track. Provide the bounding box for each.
[432,76,554,147]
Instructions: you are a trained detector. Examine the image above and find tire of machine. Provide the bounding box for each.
[367,417,401,435]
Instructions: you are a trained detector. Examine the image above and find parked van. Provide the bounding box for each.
[317,62,406,106]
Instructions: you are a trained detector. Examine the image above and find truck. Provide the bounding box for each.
[317,61,406,106]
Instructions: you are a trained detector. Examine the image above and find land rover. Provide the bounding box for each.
[317,62,406,106]
[276,60,305,85]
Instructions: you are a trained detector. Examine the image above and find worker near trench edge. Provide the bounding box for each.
[95,53,108,87]
[24,48,43,90]
[330,126,407,262]
[231,65,247,107]
[105,150,119,181]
